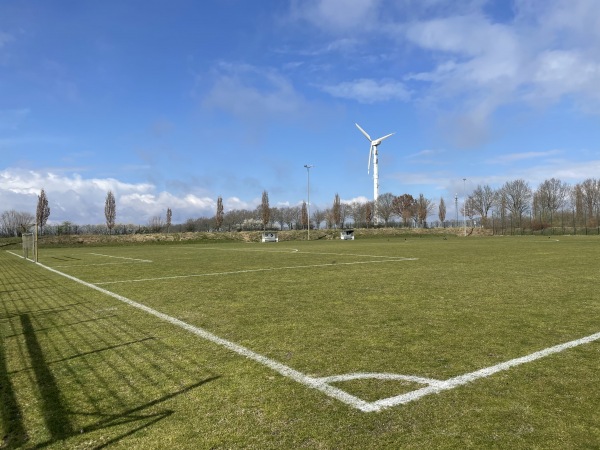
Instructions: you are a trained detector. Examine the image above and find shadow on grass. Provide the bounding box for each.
[1,252,221,448]
[0,334,27,448]
[20,313,74,441]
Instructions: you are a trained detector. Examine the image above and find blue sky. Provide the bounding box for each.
[1,0,599,225]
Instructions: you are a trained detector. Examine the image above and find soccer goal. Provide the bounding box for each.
[22,232,37,261]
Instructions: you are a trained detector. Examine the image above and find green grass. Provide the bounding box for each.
[1,235,599,448]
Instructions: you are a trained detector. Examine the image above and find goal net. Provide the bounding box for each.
[22,232,36,261]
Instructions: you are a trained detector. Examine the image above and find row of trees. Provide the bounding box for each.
[2,178,599,237]
[464,178,600,230]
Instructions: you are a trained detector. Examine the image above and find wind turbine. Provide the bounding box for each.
[355,123,394,224]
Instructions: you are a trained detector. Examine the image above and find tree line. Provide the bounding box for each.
[2,178,599,237]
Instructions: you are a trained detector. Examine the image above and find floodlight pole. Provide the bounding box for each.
[463,178,467,237]
[304,165,313,240]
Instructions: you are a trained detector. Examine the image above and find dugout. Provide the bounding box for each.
[261,232,279,243]
[340,229,355,240]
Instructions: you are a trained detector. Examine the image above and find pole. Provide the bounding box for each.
[35,221,38,263]
[304,165,313,240]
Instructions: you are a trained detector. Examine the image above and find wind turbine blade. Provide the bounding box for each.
[368,145,373,174]
[377,132,394,143]
[355,123,372,142]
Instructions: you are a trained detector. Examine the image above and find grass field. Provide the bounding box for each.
[1,235,599,448]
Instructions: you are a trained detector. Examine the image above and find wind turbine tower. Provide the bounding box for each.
[355,123,394,224]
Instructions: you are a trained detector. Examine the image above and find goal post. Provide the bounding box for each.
[22,232,36,261]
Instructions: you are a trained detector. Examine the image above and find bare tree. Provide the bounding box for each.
[215,196,224,230]
[393,194,416,227]
[0,210,34,237]
[416,194,435,227]
[311,207,325,229]
[501,179,532,227]
[469,184,498,226]
[438,197,446,227]
[365,202,373,228]
[36,189,51,235]
[340,203,352,229]
[259,190,270,230]
[534,178,570,227]
[166,208,172,233]
[104,190,116,234]
[148,215,164,232]
[281,206,298,230]
[376,192,396,226]
[349,201,366,228]
[580,178,600,225]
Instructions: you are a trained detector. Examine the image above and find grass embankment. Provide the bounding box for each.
[0,226,488,249]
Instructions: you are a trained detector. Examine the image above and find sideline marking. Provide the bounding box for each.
[93,258,417,285]
[89,252,152,263]
[8,250,600,412]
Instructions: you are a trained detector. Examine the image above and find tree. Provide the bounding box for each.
[311,207,325,229]
[148,215,164,232]
[301,201,308,230]
[260,190,270,230]
[349,201,367,228]
[166,208,172,233]
[36,189,50,235]
[416,194,434,227]
[0,210,34,237]
[376,192,396,226]
[393,194,416,227]
[438,197,446,227]
[501,179,532,227]
[281,206,298,230]
[104,191,116,234]
[469,184,498,226]
[215,196,224,230]
[534,178,570,227]
[580,178,600,225]
[332,193,341,229]
[365,202,373,228]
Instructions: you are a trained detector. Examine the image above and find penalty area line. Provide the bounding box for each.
[89,252,152,263]
[94,258,417,285]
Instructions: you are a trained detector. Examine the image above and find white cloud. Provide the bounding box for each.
[202,63,308,123]
[0,168,221,225]
[486,150,563,164]
[341,195,369,204]
[319,78,410,103]
[290,0,381,32]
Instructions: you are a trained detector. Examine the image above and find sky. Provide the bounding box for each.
[1,0,600,225]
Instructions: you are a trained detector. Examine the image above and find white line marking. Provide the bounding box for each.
[89,252,152,263]
[54,262,148,268]
[8,250,600,413]
[94,258,417,285]
[13,255,373,412]
[369,331,600,410]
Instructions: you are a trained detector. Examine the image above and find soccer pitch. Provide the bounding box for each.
[1,236,599,448]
